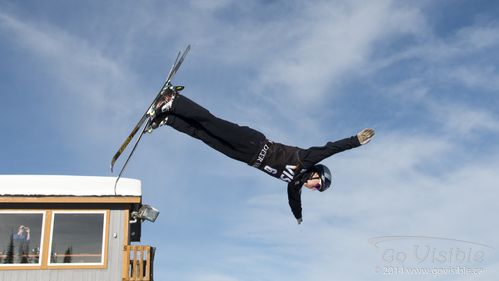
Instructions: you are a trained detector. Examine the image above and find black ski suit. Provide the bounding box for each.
[166,95,361,221]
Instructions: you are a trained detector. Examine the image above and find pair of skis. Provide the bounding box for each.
[110,45,191,189]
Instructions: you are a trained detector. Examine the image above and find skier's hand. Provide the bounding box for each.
[357,128,375,145]
[297,218,303,225]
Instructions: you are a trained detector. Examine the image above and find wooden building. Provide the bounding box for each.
[0,175,157,281]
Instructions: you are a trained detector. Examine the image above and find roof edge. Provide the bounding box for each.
[0,175,142,197]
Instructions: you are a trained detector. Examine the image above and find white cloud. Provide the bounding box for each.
[456,24,499,50]
[0,11,142,135]
[378,76,499,137]
[255,0,424,103]
[428,102,499,136]
[450,65,499,92]
[190,0,233,11]
[369,21,499,90]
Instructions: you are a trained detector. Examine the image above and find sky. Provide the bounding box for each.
[1,0,499,280]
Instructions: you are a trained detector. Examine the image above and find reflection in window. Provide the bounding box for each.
[50,212,105,264]
[0,212,44,265]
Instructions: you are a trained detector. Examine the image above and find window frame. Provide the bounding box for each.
[0,209,110,271]
[47,210,109,269]
[0,210,47,269]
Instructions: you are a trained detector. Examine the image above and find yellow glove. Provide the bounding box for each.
[357,128,375,145]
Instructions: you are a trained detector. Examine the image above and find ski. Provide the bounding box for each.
[110,44,191,186]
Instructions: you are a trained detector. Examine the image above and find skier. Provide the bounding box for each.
[148,87,375,224]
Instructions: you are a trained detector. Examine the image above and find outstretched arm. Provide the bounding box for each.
[300,128,375,167]
[287,183,303,224]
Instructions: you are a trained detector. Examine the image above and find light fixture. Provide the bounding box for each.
[131,204,160,223]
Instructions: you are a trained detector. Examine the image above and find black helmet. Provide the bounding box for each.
[312,164,332,192]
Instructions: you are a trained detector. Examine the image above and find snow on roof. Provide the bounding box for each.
[0,175,141,197]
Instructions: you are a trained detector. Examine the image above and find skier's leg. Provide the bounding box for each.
[169,95,266,157]
[166,114,253,163]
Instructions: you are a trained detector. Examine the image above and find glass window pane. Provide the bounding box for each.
[50,212,105,264]
[0,212,44,265]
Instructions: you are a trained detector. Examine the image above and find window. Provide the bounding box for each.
[49,211,107,266]
[0,209,109,270]
[0,211,45,266]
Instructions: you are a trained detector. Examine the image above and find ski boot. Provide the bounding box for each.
[146,85,184,133]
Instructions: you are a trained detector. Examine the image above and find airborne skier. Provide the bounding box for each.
[147,87,375,224]
[111,45,374,224]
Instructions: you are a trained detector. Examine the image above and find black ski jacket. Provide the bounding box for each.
[250,136,361,221]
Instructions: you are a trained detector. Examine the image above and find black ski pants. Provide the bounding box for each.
[166,95,266,164]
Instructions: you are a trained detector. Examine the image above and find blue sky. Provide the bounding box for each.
[1,0,499,280]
